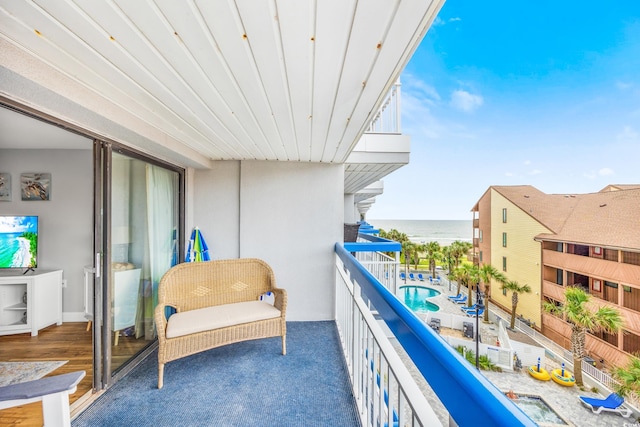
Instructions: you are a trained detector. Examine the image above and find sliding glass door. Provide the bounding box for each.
[94,142,183,387]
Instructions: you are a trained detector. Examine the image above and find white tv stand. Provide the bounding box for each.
[0,269,63,336]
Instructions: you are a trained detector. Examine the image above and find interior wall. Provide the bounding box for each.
[0,149,93,319]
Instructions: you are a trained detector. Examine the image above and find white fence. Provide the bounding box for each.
[425,312,513,372]
[335,255,442,427]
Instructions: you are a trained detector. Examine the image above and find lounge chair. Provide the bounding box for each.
[578,393,632,418]
[430,277,441,285]
[465,308,484,317]
[417,273,425,281]
[400,272,406,281]
[447,294,463,301]
[409,273,416,281]
[460,304,478,312]
[453,296,468,304]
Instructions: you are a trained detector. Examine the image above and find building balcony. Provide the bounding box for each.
[542,249,640,286]
[72,240,535,426]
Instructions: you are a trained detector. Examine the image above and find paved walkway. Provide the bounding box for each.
[394,275,639,427]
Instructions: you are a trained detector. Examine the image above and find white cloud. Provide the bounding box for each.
[524,160,531,165]
[529,169,542,175]
[505,172,514,177]
[450,90,484,112]
[616,81,633,91]
[404,75,441,103]
[617,126,638,140]
[598,168,614,176]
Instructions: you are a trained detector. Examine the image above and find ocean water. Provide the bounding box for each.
[0,233,21,267]
[367,219,472,246]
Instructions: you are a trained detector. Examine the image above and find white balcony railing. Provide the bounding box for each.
[335,252,442,427]
[367,81,401,134]
[335,244,536,427]
[354,250,398,294]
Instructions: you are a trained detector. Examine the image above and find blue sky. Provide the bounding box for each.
[367,1,640,220]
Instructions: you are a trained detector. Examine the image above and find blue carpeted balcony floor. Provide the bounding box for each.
[72,321,361,427]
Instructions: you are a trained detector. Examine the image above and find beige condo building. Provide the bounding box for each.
[472,184,640,368]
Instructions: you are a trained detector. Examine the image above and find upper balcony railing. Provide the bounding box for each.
[335,243,536,427]
[366,81,401,134]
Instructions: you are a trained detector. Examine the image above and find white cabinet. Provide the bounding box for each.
[0,270,63,336]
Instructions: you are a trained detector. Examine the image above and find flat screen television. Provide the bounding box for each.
[0,215,38,269]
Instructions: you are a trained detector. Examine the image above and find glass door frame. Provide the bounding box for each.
[93,141,185,389]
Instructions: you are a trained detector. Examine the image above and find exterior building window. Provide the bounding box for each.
[556,269,563,286]
[479,229,483,243]
[502,208,507,223]
[557,242,563,252]
[502,256,507,272]
[502,232,507,247]
[479,251,483,262]
[593,246,602,256]
[592,280,601,292]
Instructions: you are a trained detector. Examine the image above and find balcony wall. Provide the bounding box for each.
[542,249,640,286]
[542,280,566,302]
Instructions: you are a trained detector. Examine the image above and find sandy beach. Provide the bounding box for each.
[11,237,32,267]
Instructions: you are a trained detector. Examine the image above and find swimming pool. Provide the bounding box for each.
[400,285,441,313]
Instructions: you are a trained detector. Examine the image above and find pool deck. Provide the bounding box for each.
[393,275,639,427]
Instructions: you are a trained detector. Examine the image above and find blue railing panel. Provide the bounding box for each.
[335,244,535,427]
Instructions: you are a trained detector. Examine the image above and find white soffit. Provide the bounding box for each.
[0,0,442,163]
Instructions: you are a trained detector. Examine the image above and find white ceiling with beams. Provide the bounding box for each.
[0,0,442,166]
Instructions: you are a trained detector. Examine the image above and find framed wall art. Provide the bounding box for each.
[21,173,51,201]
[0,173,10,201]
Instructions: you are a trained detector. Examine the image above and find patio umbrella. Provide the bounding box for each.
[185,226,210,262]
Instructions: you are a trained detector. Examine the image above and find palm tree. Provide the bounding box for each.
[501,280,532,330]
[451,263,478,307]
[463,263,480,308]
[441,245,453,275]
[401,240,416,281]
[423,241,441,278]
[449,241,472,271]
[544,286,623,387]
[478,264,506,322]
[412,243,423,270]
[612,355,640,397]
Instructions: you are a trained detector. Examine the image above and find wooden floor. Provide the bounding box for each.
[0,322,149,426]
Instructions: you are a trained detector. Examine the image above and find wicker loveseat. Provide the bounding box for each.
[154,258,287,389]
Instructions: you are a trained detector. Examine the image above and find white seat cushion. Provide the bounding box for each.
[165,300,281,339]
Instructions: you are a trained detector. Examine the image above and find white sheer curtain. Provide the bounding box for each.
[136,164,176,339]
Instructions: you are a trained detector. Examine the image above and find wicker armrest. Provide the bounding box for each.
[271,288,287,314]
[154,303,179,336]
